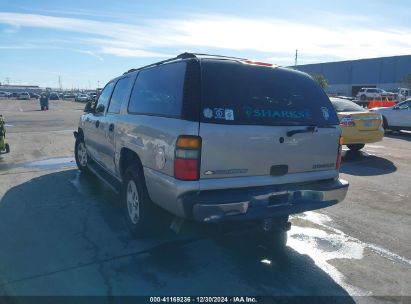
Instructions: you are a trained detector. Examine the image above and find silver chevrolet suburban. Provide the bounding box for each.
[74,53,348,247]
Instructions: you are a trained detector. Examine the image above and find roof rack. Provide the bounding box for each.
[123,52,250,75]
[123,55,187,75]
[179,52,248,61]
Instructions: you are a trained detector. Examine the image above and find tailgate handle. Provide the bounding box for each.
[270,165,288,176]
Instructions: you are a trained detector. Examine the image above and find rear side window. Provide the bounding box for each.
[108,77,132,114]
[201,60,338,126]
[128,62,186,117]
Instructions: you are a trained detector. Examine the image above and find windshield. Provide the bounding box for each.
[330,98,365,112]
[201,60,338,126]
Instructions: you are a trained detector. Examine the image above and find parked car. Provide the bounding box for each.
[17,92,30,100]
[75,93,90,102]
[29,92,40,99]
[356,88,394,101]
[49,92,59,100]
[336,95,355,101]
[330,97,384,151]
[63,93,76,99]
[73,53,349,249]
[89,93,97,101]
[370,99,411,131]
[0,91,11,98]
[395,88,411,102]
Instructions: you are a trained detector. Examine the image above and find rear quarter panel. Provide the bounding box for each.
[114,115,199,178]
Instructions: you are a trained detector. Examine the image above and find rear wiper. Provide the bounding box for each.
[286,125,336,137]
[286,126,316,137]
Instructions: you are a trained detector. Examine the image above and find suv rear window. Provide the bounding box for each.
[200,60,338,126]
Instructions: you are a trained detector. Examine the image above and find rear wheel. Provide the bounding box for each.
[360,94,367,101]
[382,116,388,131]
[347,144,365,151]
[74,137,89,173]
[123,164,157,238]
[5,143,10,153]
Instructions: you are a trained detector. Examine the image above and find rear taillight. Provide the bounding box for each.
[174,135,201,181]
[336,136,343,170]
[340,115,355,127]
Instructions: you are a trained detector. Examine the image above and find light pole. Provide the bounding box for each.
[294,49,298,67]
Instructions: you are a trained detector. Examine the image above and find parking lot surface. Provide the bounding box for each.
[0,99,410,302]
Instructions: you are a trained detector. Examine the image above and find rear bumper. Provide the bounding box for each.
[179,178,349,222]
[342,128,384,145]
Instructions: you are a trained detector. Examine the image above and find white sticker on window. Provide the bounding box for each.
[321,107,330,120]
[225,109,234,120]
[214,108,225,119]
[203,108,213,119]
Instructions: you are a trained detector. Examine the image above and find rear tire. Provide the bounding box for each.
[5,143,10,153]
[360,94,367,101]
[74,137,89,173]
[382,116,388,131]
[347,144,365,151]
[123,164,157,238]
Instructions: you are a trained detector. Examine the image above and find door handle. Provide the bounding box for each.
[109,123,114,132]
[96,120,100,128]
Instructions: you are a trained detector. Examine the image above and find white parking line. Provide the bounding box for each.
[290,211,411,296]
[366,145,386,149]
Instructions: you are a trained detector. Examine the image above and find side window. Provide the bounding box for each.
[128,62,186,117]
[95,82,115,114]
[108,77,133,114]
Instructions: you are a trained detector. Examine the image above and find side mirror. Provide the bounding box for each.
[95,104,105,114]
[84,101,94,113]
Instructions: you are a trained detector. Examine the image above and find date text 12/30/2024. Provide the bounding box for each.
[149,297,258,303]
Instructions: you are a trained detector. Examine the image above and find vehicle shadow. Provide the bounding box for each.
[0,170,355,300]
[384,130,411,142]
[340,150,397,176]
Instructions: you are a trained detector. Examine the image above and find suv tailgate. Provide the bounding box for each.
[199,59,340,181]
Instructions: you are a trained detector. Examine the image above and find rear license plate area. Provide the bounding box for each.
[363,120,373,128]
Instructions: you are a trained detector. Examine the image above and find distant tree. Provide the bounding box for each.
[400,74,411,88]
[310,74,328,89]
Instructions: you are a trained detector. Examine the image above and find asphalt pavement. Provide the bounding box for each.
[0,98,410,303]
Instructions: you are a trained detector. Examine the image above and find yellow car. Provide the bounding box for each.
[330,98,384,151]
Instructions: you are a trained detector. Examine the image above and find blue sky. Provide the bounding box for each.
[1,0,410,88]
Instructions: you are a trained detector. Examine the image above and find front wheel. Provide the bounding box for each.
[5,143,10,153]
[347,144,365,151]
[74,137,89,173]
